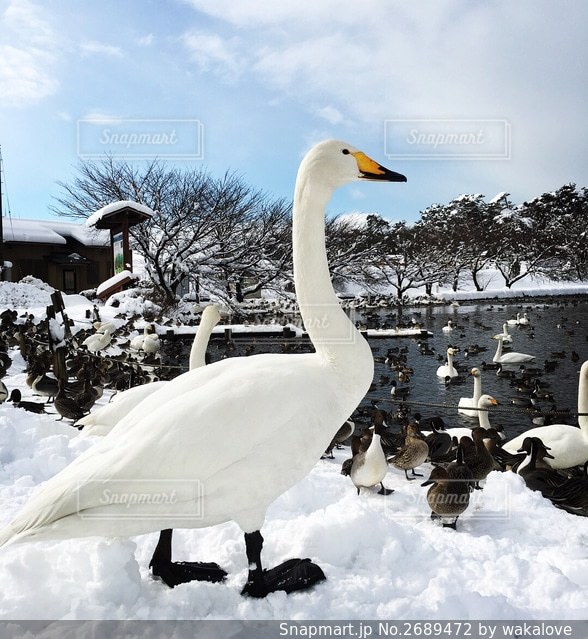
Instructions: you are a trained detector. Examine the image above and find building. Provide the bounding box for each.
[1,217,111,293]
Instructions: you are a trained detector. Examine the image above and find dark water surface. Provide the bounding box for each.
[360,298,588,439]
[169,298,588,441]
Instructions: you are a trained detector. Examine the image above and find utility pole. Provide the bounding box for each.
[0,146,3,280]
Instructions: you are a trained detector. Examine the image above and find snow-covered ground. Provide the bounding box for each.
[0,278,587,620]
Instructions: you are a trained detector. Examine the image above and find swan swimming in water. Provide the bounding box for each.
[457,367,482,418]
[436,347,458,378]
[502,361,588,469]
[493,322,513,343]
[0,140,406,597]
[492,335,535,365]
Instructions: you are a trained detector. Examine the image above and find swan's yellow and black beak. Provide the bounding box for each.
[353,151,407,182]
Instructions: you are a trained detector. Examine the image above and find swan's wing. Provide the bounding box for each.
[0,353,340,545]
[76,381,167,434]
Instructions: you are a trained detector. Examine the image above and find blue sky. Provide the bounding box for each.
[0,0,587,223]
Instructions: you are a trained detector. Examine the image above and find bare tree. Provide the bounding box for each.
[53,160,292,306]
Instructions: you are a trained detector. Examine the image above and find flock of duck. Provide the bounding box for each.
[334,300,588,529]
[0,140,586,600]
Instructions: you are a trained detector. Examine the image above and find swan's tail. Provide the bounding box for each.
[0,523,18,548]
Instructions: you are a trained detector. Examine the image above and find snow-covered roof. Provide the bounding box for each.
[86,200,155,228]
[96,270,139,296]
[2,218,109,246]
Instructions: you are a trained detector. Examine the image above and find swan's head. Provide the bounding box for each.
[202,304,222,325]
[300,140,406,189]
[447,347,456,355]
[469,367,480,377]
[477,394,498,408]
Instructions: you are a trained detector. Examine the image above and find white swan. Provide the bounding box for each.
[442,320,454,333]
[77,305,221,437]
[493,322,513,343]
[492,335,535,364]
[507,313,521,326]
[502,361,588,469]
[130,325,160,353]
[0,140,406,598]
[436,347,458,378]
[518,312,530,326]
[458,367,482,418]
[476,394,498,430]
[444,394,499,440]
[82,325,114,352]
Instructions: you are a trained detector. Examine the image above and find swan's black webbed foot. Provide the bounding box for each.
[149,528,227,588]
[378,482,394,495]
[150,558,227,588]
[241,557,326,597]
[240,530,326,598]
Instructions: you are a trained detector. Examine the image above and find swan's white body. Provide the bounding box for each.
[507,314,521,326]
[130,326,161,354]
[458,367,482,418]
[77,306,221,437]
[492,335,535,364]
[436,348,458,378]
[493,323,513,343]
[442,321,454,333]
[82,327,113,352]
[518,313,530,325]
[503,361,588,469]
[0,140,401,547]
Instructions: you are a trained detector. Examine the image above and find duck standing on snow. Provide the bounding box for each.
[422,446,471,530]
[0,140,407,598]
[348,420,394,496]
[389,423,429,480]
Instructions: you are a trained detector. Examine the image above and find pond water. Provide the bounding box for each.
[359,298,588,439]
[166,298,588,441]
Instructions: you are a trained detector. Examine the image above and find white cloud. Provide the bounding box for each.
[137,34,154,47]
[0,0,60,106]
[80,41,124,57]
[182,0,588,206]
[181,31,244,81]
[81,111,124,124]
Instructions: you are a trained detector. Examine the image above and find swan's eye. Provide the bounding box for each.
[341,149,350,155]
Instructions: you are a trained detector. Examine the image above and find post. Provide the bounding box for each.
[0,146,4,281]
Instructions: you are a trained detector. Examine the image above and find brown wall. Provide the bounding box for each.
[3,242,111,293]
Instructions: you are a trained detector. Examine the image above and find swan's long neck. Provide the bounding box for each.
[189,312,218,370]
[447,351,454,370]
[494,338,503,360]
[473,374,482,403]
[579,362,588,434]
[477,403,491,429]
[292,167,371,375]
